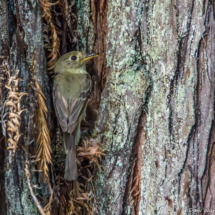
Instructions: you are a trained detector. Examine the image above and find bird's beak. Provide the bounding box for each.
[81,53,99,62]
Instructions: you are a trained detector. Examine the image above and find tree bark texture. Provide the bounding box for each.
[1,0,215,214]
[78,0,215,214]
[0,1,9,214]
[0,0,51,214]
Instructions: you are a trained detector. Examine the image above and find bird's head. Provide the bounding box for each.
[54,51,99,74]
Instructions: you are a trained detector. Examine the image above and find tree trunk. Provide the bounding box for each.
[0,0,51,214]
[1,0,215,215]
[79,0,215,214]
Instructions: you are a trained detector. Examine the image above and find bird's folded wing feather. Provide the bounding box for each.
[53,74,91,133]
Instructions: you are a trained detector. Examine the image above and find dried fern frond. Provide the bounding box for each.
[32,48,52,181]
[40,0,60,73]
[5,60,28,163]
[46,19,60,71]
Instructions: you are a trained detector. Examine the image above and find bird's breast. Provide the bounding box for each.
[54,73,91,99]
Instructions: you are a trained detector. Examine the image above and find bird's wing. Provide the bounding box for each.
[53,73,91,133]
[53,86,68,132]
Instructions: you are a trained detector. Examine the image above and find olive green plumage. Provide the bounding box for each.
[53,51,98,181]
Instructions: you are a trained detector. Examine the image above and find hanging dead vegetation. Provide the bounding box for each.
[32,48,52,182]
[67,138,105,215]
[77,139,105,169]
[51,135,105,215]
[22,48,53,215]
[4,59,28,163]
[40,0,60,73]
[38,0,106,214]
[62,0,78,50]
[23,135,53,215]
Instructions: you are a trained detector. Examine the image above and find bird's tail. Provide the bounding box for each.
[63,132,78,181]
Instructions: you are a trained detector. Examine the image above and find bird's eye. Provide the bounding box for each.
[71,56,77,60]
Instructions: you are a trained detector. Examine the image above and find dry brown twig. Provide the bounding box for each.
[24,147,47,215]
[5,60,28,163]
[44,180,54,215]
[23,146,53,215]
[3,55,53,215]
[67,180,96,215]
[23,138,53,215]
[22,48,54,215]
[63,0,76,39]
[32,48,52,182]
[68,181,92,215]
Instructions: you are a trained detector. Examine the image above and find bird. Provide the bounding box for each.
[53,51,99,181]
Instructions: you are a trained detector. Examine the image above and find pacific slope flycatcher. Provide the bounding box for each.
[53,51,98,181]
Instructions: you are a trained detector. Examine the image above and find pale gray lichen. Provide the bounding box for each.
[77,0,215,215]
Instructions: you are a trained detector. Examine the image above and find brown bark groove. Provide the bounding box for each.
[82,1,215,214]
[0,0,51,213]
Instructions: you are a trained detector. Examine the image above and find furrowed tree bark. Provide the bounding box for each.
[78,0,215,215]
[0,0,9,214]
[0,0,51,214]
[1,0,215,215]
